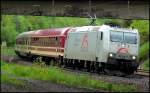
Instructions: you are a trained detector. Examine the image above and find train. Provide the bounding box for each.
[15,25,140,74]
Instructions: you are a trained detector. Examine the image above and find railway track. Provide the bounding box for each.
[1,55,149,77]
[1,55,150,91]
[1,55,149,92]
[135,69,149,77]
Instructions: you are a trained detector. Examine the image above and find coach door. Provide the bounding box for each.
[55,37,60,57]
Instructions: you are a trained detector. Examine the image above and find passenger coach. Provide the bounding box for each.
[15,27,71,59]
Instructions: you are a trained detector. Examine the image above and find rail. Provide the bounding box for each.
[135,69,149,77]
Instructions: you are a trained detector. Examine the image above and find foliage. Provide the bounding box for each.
[1,60,136,92]
[33,57,46,67]
[142,59,149,71]
[139,41,149,61]
[1,61,25,87]
[1,15,149,71]
[1,73,25,87]
[130,20,149,44]
[102,19,132,27]
[1,46,16,56]
[1,15,18,46]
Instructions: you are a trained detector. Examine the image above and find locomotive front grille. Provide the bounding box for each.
[116,54,130,59]
[109,53,134,60]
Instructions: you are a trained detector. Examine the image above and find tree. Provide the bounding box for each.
[1,15,18,46]
[130,20,149,44]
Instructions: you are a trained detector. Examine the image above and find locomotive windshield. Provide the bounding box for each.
[110,31,123,42]
[110,31,137,44]
[124,32,137,44]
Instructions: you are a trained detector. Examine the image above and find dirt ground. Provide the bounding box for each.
[1,78,98,92]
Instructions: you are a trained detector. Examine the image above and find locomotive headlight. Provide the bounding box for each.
[132,56,136,60]
[109,53,113,57]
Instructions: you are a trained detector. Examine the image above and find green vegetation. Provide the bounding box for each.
[1,60,136,92]
[1,73,25,87]
[1,15,149,72]
[1,60,25,86]
[139,42,149,60]
[130,20,149,44]
[141,59,149,71]
[0,15,132,46]
[1,46,16,56]
[130,20,149,70]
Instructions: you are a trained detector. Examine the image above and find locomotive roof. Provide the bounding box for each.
[70,25,138,33]
[17,27,71,38]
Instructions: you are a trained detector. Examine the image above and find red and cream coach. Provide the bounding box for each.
[15,27,71,59]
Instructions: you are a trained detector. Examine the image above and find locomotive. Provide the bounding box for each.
[15,25,140,74]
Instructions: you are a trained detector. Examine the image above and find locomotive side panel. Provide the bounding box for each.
[64,31,99,61]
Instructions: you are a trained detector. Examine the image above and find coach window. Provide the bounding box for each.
[22,38,25,45]
[46,38,49,46]
[43,39,45,46]
[25,39,27,45]
[46,37,48,46]
[45,38,47,46]
[56,37,58,45]
[42,39,44,46]
[25,38,27,45]
[44,39,46,46]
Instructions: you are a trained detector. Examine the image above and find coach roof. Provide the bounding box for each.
[17,27,71,38]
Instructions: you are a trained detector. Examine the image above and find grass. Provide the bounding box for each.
[1,73,25,87]
[1,60,137,92]
[1,46,16,56]
[139,41,149,71]
[141,59,149,71]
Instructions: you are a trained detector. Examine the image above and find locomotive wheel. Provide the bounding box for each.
[70,59,73,68]
[90,62,95,73]
[72,60,75,70]
[73,60,77,70]
[62,58,66,68]
[77,60,81,70]
[86,61,91,72]
[95,62,100,73]
[80,60,85,69]
[65,59,68,67]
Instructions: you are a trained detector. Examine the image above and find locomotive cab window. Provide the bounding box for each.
[110,31,137,44]
[124,32,137,44]
[110,31,123,42]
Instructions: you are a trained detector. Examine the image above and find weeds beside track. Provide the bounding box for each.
[1,55,150,92]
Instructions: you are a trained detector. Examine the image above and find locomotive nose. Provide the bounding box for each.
[117,48,128,54]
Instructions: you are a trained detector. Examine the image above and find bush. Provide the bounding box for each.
[139,42,149,61]
[130,20,149,44]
